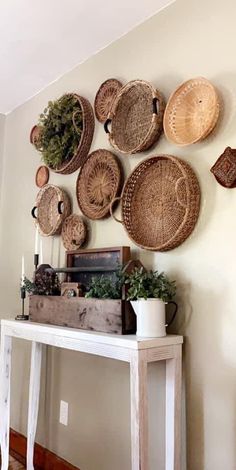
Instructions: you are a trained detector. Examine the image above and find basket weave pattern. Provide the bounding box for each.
[77,149,122,220]
[94,79,122,123]
[114,155,200,251]
[107,80,165,154]
[62,214,87,250]
[54,94,95,174]
[164,78,220,146]
[35,185,71,236]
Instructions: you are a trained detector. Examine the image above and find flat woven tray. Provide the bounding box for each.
[104,80,165,154]
[164,77,220,146]
[110,155,201,251]
[62,214,87,250]
[35,165,49,188]
[32,184,71,236]
[76,149,122,220]
[94,78,122,123]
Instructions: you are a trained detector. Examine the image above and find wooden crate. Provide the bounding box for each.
[29,295,136,335]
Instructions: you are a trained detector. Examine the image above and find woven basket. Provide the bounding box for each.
[94,78,122,123]
[76,149,122,220]
[62,214,87,250]
[211,147,236,188]
[164,77,220,146]
[110,155,200,251]
[35,166,49,188]
[32,184,71,236]
[53,94,94,174]
[104,80,165,154]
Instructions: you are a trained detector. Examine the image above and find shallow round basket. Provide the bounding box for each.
[32,184,71,236]
[164,77,220,146]
[94,78,122,123]
[30,125,42,148]
[35,165,49,188]
[104,80,165,154]
[62,214,87,250]
[110,155,201,251]
[76,149,122,220]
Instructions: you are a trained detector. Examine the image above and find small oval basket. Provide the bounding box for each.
[32,184,71,236]
[110,155,201,251]
[62,214,87,250]
[104,80,165,154]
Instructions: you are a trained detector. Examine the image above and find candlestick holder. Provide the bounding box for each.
[34,253,39,271]
[15,287,29,321]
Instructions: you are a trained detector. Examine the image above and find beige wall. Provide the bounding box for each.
[1,0,236,468]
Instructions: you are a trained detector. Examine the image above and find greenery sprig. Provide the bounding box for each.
[125,267,176,302]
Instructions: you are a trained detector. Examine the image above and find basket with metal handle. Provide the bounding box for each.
[31,184,71,236]
[104,80,165,154]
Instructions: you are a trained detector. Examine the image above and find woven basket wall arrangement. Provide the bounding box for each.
[104,79,165,154]
[76,149,123,220]
[30,93,95,174]
[110,154,201,251]
[31,184,71,236]
[210,147,236,188]
[62,214,87,250]
[94,78,123,123]
[164,77,220,146]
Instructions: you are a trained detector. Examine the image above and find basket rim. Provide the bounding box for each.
[119,154,200,251]
[163,77,220,146]
[108,79,163,154]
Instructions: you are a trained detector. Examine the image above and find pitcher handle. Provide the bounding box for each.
[165,301,178,327]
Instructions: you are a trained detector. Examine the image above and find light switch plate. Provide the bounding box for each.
[59,400,68,426]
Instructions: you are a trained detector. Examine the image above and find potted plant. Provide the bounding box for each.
[125,267,177,337]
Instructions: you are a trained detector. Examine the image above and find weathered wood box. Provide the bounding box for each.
[29,295,136,335]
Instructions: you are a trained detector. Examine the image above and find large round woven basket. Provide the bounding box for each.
[76,149,122,220]
[32,184,71,236]
[164,77,220,146]
[110,155,201,251]
[104,80,165,154]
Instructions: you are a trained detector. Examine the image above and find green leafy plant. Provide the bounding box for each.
[85,269,124,300]
[125,267,176,302]
[37,94,83,169]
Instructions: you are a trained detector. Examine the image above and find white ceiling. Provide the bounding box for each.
[0,0,174,114]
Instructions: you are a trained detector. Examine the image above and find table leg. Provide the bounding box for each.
[27,342,42,470]
[166,345,182,470]
[130,350,148,470]
[0,332,12,470]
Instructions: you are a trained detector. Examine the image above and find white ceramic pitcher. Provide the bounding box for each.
[130,298,178,338]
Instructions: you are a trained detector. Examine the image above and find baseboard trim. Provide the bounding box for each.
[10,428,79,470]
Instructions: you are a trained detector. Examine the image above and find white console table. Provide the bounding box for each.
[0,319,183,470]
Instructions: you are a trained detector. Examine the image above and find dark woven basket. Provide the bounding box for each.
[110,155,200,251]
[104,80,165,154]
[211,147,236,188]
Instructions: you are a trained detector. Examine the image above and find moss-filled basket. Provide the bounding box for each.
[34,93,95,175]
